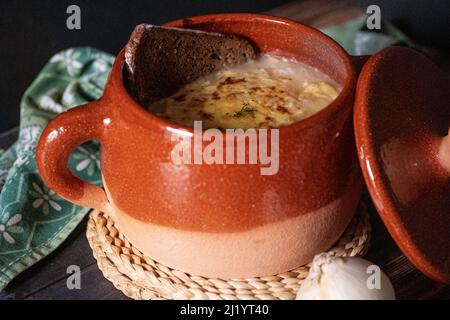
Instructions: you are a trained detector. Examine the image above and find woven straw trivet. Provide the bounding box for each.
[86,203,370,300]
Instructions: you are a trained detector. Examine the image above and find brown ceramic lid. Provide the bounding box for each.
[354,46,450,283]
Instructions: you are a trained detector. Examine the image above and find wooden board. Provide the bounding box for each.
[1,0,449,300]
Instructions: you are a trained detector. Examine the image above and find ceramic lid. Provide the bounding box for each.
[354,46,450,284]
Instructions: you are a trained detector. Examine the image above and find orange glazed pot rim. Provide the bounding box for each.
[105,13,357,134]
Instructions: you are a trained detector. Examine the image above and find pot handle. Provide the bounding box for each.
[36,100,110,212]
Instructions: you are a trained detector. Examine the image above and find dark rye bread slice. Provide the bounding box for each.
[125,24,257,107]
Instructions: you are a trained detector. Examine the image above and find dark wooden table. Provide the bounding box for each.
[1,0,449,300]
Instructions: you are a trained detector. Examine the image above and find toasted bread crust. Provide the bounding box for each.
[125,24,257,106]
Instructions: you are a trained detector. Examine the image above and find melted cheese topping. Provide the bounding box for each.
[149,54,340,129]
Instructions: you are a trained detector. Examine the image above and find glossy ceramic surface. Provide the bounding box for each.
[355,46,450,283]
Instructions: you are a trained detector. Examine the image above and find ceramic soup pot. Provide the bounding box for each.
[35,13,450,280]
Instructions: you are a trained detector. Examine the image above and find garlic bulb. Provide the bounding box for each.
[297,253,395,300]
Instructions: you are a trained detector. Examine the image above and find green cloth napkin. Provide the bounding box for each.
[0,15,411,291]
[0,48,114,290]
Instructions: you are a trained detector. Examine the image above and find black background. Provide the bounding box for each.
[1,0,449,132]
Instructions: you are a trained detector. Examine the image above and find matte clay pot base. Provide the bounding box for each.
[86,204,370,300]
[355,46,450,284]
